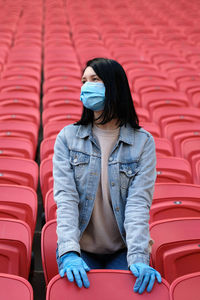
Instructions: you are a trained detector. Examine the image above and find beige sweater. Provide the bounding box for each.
[80,125,126,253]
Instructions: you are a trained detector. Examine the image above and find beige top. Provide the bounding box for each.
[80,125,126,253]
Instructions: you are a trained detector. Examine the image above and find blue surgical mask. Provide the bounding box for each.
[80,82,105,111]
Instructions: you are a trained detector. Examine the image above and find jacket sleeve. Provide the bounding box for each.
[124,134,157,267]
[53,127,81,257]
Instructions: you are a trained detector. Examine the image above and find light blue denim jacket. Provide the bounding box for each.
[53,123,157,267]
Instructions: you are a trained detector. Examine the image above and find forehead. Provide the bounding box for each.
[82,66,97,78]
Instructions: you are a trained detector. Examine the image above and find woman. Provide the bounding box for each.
[53,58,161,294]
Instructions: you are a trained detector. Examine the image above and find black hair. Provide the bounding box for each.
[75,57,140,129]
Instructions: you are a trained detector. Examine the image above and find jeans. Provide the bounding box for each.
[56,248,129,272]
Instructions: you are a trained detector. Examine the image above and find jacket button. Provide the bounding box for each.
[111,182,115,186]
[73,158,78,163]
[109,157,113,162]
[115,207,120,212]
[128,170,132,175]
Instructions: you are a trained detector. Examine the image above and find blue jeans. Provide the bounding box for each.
[56,248,129,272]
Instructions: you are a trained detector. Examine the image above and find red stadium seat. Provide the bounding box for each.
[0,106,40,127]
[0,184,37,238]
[0,78,40,94]
[0,218,32,278]
[0,121,38,157]
[150,217,200,284]
[42,92,81,110]
[0,273,33,300]
[156,157,192,183]
[40,157,53,203]
[40,138,55,161]
[0,157,38,190]
[163,123,200,156]
[140,122,161,138]
[170,272,200,300]
[41,219,58,284]
[150,183,200,223]
[154,138,174,157]
[43,121,73,139]
[46,272,170,300]
[0,137,34,159]
[42,106,82,126]
[152,107,200,135]
[134,79,177,95]
[0,92,40,108]
[45,188,57,222]
[43,80,81,95]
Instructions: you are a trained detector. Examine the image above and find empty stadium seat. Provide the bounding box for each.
[40,157,53,203]
[0,273,33,300]
[0,184,37,238]
[0,218,32,278]
[40,138,55,161]
[42,106,82,126]
[0,137,34,159]
[0,157,38,190]
[45,188,57,222]
[150,217,200,284]
[170,272,200,300]
[156,157,192,183]
[41,219,58,284]
[150,183,200,223]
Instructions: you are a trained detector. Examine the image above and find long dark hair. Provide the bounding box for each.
[76,57,140,129]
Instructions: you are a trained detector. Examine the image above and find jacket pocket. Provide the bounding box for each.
[70,151,90,180]
[119,162,138,190]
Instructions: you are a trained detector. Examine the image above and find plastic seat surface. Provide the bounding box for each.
[41,219,58,284]
[0,273,33,300]
[0,137,34,159]
[0,157,38,190]
[42,92,81,109]
[0,121,38,155]
[170,272,200,300]
[45,188,57,222]
[0,218,32,278]
[42,106,82,126]
[40,138,55,161]
[0,106,40,127]
[150,217,200,284]
[43,121,74,139]
[0,184,37,238]
[0,92,39,108]
[150,183,200,223]
[40,157,53,202]
[154,138,174,157]
[46,272,170,300]
[156,157,192,183]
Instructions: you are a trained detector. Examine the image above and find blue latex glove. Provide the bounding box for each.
[59,252,90,288]
[130,263,162,294]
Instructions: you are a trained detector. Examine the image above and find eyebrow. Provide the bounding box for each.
[82,74,98,79]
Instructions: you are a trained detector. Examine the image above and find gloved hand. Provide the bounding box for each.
[59,252,90,288]
[130,262,162,294]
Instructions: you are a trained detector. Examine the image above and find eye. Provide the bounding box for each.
[81,80,86,84]
[93,77,100,82]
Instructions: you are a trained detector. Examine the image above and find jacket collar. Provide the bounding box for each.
[76,123,134,146]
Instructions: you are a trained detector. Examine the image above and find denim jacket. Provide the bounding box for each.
[53,123,157,267]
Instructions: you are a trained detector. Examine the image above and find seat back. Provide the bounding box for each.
[45,188,57,222]
[0,218,32,278]
[150,218,200,283]
[41,219,58,284]
[0,273,33,300]
[170,272,200,300]
[46,272,170,300]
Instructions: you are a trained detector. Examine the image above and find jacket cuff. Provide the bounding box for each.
[127,253,150,267]
[58,241,81,257]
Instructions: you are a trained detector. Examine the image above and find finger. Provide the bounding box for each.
[66,269,74,282]
[156,271,162,283]
[130,265,139,277]
[133,273,144,292]
[147,273,155,293]
[138,273,150,294]
[80,268,90,288]
[83,261,91,272]
[73,268,83,288]
[59,268,65,278]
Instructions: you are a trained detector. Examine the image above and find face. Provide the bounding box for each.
[81,66,103,85]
